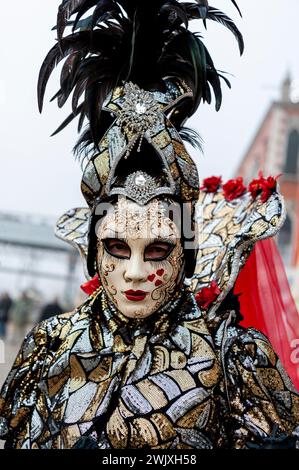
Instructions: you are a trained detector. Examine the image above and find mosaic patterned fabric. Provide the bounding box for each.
[0,287,298,449]
[190,187,285,318]
[55,208,90,278]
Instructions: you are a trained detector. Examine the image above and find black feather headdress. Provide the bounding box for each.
[38,0,243,157]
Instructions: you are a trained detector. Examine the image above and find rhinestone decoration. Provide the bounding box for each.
[116,82,164,157]
[135,174,147,187]
[124,171,158,204]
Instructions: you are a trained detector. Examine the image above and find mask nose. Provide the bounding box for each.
[123,252,148,284]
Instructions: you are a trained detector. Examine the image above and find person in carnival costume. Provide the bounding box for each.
[0,0,299,449]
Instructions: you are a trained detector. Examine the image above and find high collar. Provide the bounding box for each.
[83,285,192,354]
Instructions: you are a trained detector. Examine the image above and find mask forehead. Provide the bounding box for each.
[96,198,181,242]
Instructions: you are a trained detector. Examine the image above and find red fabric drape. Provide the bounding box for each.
[234,238,299,391]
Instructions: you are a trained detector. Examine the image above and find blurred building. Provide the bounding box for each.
[236,74,299,304]
[0,212,85,309]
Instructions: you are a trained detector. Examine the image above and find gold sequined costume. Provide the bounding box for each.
[1,0,299,449]
[1,285,299,449]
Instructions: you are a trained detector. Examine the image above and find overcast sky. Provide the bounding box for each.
[0,0,298,217]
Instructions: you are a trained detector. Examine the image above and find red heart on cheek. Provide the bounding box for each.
[156,269,165,277]
[148,274,155,282]
[155,280,163,287]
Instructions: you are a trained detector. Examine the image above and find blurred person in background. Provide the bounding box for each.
[8,290,35,345]
[0,292,12,339]
[39,296,63,322]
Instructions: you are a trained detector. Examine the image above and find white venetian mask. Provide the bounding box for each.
[95,198,184,319]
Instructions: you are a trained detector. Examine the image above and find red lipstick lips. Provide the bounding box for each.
[124,290,148,302]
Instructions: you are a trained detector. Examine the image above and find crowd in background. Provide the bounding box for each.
[0,290,64,345]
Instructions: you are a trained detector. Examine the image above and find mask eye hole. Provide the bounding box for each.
[144,242,174,261]
[103,238,131,259]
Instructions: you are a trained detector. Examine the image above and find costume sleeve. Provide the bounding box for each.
[219,326,299,448]
[0,321,49,448]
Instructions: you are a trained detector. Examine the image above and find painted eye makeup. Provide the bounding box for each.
[103,238,131,259]
[144,241,174,261]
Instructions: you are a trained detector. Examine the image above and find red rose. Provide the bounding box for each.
[195,281,221,310]
[80,275,101,295]
[223,177,246,201]
[248,177,261,199]
[249,171,281,203]
[200,176,222,193]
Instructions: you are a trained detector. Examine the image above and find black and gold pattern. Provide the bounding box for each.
[0,287,298,449]
[2,0,297,449]
[212,309,299,448]
[190,186,285,318]
[80,78,199,209]
[55,208,90,277]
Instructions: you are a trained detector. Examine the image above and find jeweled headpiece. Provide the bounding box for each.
[38,0,243,278]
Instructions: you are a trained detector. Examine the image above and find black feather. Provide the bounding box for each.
[51,102,84,136]
[38,32,90,112]
[39,0,244,157]
[179,127,203,151]
[72,77,89,113]
[206,8,244,55]
[195,0,209,19]
[72,0,101,33]
[90,0,122,31]
[78,106,87,132]
[57,1,92,46]
[58,51,82,107]
[160,1,189,29]
[230,0,242,17]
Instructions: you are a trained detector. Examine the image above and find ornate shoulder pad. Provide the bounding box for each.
[190,178,285,319]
